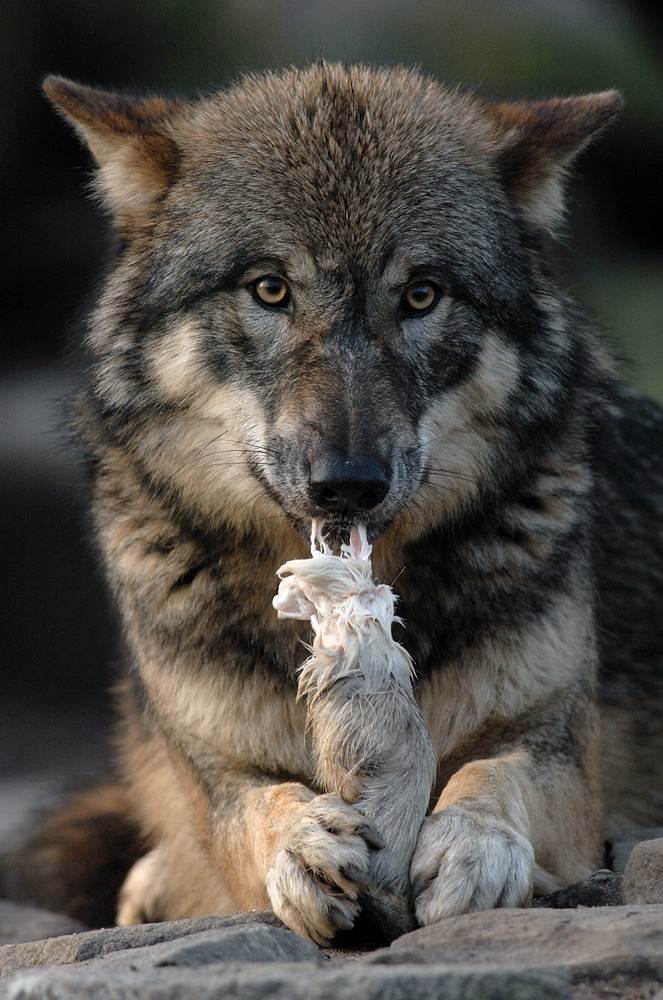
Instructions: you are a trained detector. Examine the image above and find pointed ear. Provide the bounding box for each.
[43,75,182,231]
[485,91,623,231]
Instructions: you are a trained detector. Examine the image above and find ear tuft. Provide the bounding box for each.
[43,76,182,231]
[486,91,624,231]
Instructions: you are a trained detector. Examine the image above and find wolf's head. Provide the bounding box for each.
[45,65,621,546]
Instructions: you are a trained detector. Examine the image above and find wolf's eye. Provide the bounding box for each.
[402,281,438,315]
[252,276,291,309]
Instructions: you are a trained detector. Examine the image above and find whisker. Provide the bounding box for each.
[426,469,478,485]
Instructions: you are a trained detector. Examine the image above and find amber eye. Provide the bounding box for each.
[402,281,438,314]
[253,276,291,309]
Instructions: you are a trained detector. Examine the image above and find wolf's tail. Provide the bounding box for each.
[2,782,144,928]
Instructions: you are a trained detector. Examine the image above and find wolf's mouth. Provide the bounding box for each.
[256,446,396,544]
[287,509,392,547]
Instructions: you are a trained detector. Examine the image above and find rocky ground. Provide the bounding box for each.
[1,834,663,1000]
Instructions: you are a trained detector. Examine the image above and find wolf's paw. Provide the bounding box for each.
[411,805,534,926]
[265,793,382,944]
[116,847,167,925]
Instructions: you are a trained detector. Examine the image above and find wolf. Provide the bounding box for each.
[13,64,663,944]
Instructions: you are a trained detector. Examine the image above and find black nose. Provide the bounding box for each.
[309,455,390,514]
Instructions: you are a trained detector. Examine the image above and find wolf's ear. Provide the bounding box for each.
[485,91,623,231]
[43,76,182,230]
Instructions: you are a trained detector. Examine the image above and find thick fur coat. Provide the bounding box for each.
[12,64,663,943]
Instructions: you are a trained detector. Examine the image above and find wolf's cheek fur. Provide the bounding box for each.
[127,315,284,533]
[413,332,523,529]
[133,387,282,535]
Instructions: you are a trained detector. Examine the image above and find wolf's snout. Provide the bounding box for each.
[309,455,390,514]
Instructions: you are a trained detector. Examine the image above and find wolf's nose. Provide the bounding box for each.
[309,456,390,513]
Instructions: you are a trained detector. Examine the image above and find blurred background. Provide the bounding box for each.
[1,0,662,854]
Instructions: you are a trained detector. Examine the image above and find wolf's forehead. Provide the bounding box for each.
[181,111,497,265]
[186,68,495,207]
[165,68,511,284]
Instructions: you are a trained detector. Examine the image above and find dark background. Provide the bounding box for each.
[1,0,662,844]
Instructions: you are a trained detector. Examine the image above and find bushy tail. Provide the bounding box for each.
[2,782,144,928]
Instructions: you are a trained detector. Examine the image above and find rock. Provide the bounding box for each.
[4,906,663,999]
[531,869,623,908]
[383,904,663,975]
[8,963,570,999]
[151,924,321,967]
[0,901,87,946]
[0,909,283,977]
[623,838,663,904]
[381,905,663,997]
[607,826,663,873]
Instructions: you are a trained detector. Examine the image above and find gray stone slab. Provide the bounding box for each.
[379,904,663,985]
[8,962,570,1000]
[4,904,663,999]
[0,902,86,947]
[623,838,663,904]
[531,868,622,908]
[123,924,321,968]
[0,910,282,977]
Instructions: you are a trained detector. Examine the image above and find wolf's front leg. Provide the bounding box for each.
[118,766,382,944]
[411,754,536,923]
[411,734,603,925]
